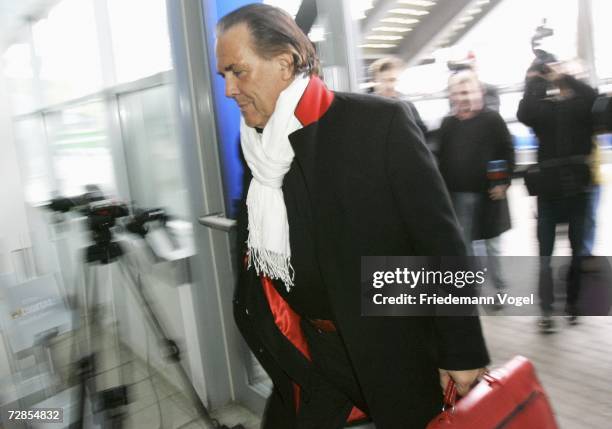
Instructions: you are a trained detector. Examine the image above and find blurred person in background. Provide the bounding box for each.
[564,59,605,257]
[437,70,515,297]
[447,51,500,113]
[517,59,598,332]
[216,4,489,428]
[369,56,428,136]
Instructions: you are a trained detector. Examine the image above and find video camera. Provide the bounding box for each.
[126,208,169,238]
[47,185,106,213]
[529,20,557,75]
[46,187,171,262]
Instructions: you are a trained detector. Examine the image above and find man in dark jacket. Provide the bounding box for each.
[438,70,515,294]
[517,62,597,331]
[216,4,489,428]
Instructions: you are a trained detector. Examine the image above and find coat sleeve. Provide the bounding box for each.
[561,75,598,124]
[491,111,516,174]
[517,76,554,128]
[385,102,464,255]
[385,101,490,370]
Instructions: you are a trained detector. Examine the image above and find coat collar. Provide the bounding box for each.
[294,76,334,127]
[287,76,334,200]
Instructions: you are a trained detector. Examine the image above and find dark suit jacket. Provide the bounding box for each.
[437,109,515,240]
[234,77,490,429]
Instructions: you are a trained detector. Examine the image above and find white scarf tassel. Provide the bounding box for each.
[247,248,295,289]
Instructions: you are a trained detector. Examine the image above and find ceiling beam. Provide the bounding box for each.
[440,0,504,48]
[360,0,400,35]
[396,0,473,66]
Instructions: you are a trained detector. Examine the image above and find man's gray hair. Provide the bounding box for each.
[217,3,320,77]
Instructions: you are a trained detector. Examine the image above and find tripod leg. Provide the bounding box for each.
[74,265,94,429]
[117,259,221,429]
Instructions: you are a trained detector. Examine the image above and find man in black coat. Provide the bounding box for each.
[216,4,489,428]
[437,70,514,293]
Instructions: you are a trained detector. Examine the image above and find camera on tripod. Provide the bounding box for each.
[47,189,170,263]
[85,201,131,263]
[126,208,169,238]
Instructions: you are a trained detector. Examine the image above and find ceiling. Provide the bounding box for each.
[359,0,504,66]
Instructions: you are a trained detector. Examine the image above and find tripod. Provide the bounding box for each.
[71,233,243,429]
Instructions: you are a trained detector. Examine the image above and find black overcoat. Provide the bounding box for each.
[233,78,490,429]
[437,109,515,240]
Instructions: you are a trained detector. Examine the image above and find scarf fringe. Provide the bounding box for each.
[247,247,295,291]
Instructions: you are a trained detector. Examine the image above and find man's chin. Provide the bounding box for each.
[242,115,265,129]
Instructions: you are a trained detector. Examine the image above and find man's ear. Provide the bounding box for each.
[277,53,295,81]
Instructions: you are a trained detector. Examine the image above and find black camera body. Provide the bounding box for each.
[126,208,168,238]
[87,202,130,241]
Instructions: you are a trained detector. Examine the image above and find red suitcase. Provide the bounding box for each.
[427,356,559,429]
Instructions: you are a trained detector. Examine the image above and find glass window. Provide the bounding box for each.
[13,116,54,203]
[398,0,580,101]
[45,101,115,197]
[32,0,103,105]
[592,0,612,80]
[117,85,190,219]
[498,92,523,122]
[412,98,450,130]
[106,0,172,84]
[2,43,38,114]
[453,0,579,86]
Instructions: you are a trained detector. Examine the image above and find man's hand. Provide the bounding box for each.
[489,184,508,200]
[439,368,486,397]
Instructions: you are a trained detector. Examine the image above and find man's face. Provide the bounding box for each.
[374,68,400,98]
[449,79,483,116]
[216,24,293,128]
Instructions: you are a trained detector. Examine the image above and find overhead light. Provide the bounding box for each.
[453,23,466,30]
[476,0,490,4]
[397,0,436,6]
[459,15,474,22]
[366,34,404,40]
[468,7,483,14]
[359,43,397,49]
[381,17,419,25]
[371,26,413,32]
[389,8,429,16]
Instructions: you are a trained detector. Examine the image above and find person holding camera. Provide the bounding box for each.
[517,60,598,332]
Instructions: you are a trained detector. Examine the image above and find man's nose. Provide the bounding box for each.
[225,77,239,98]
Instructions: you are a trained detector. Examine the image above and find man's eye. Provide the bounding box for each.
[233,70,244,77]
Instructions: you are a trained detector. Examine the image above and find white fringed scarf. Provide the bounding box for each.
[240,75,310,291]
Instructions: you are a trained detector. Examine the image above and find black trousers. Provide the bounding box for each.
[295,318,370,429]
[537,194,588,314]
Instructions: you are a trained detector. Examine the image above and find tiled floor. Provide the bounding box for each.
[482,316,612,429]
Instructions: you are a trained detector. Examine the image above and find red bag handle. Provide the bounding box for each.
[443,371,498,411]
[442,379,458,411]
